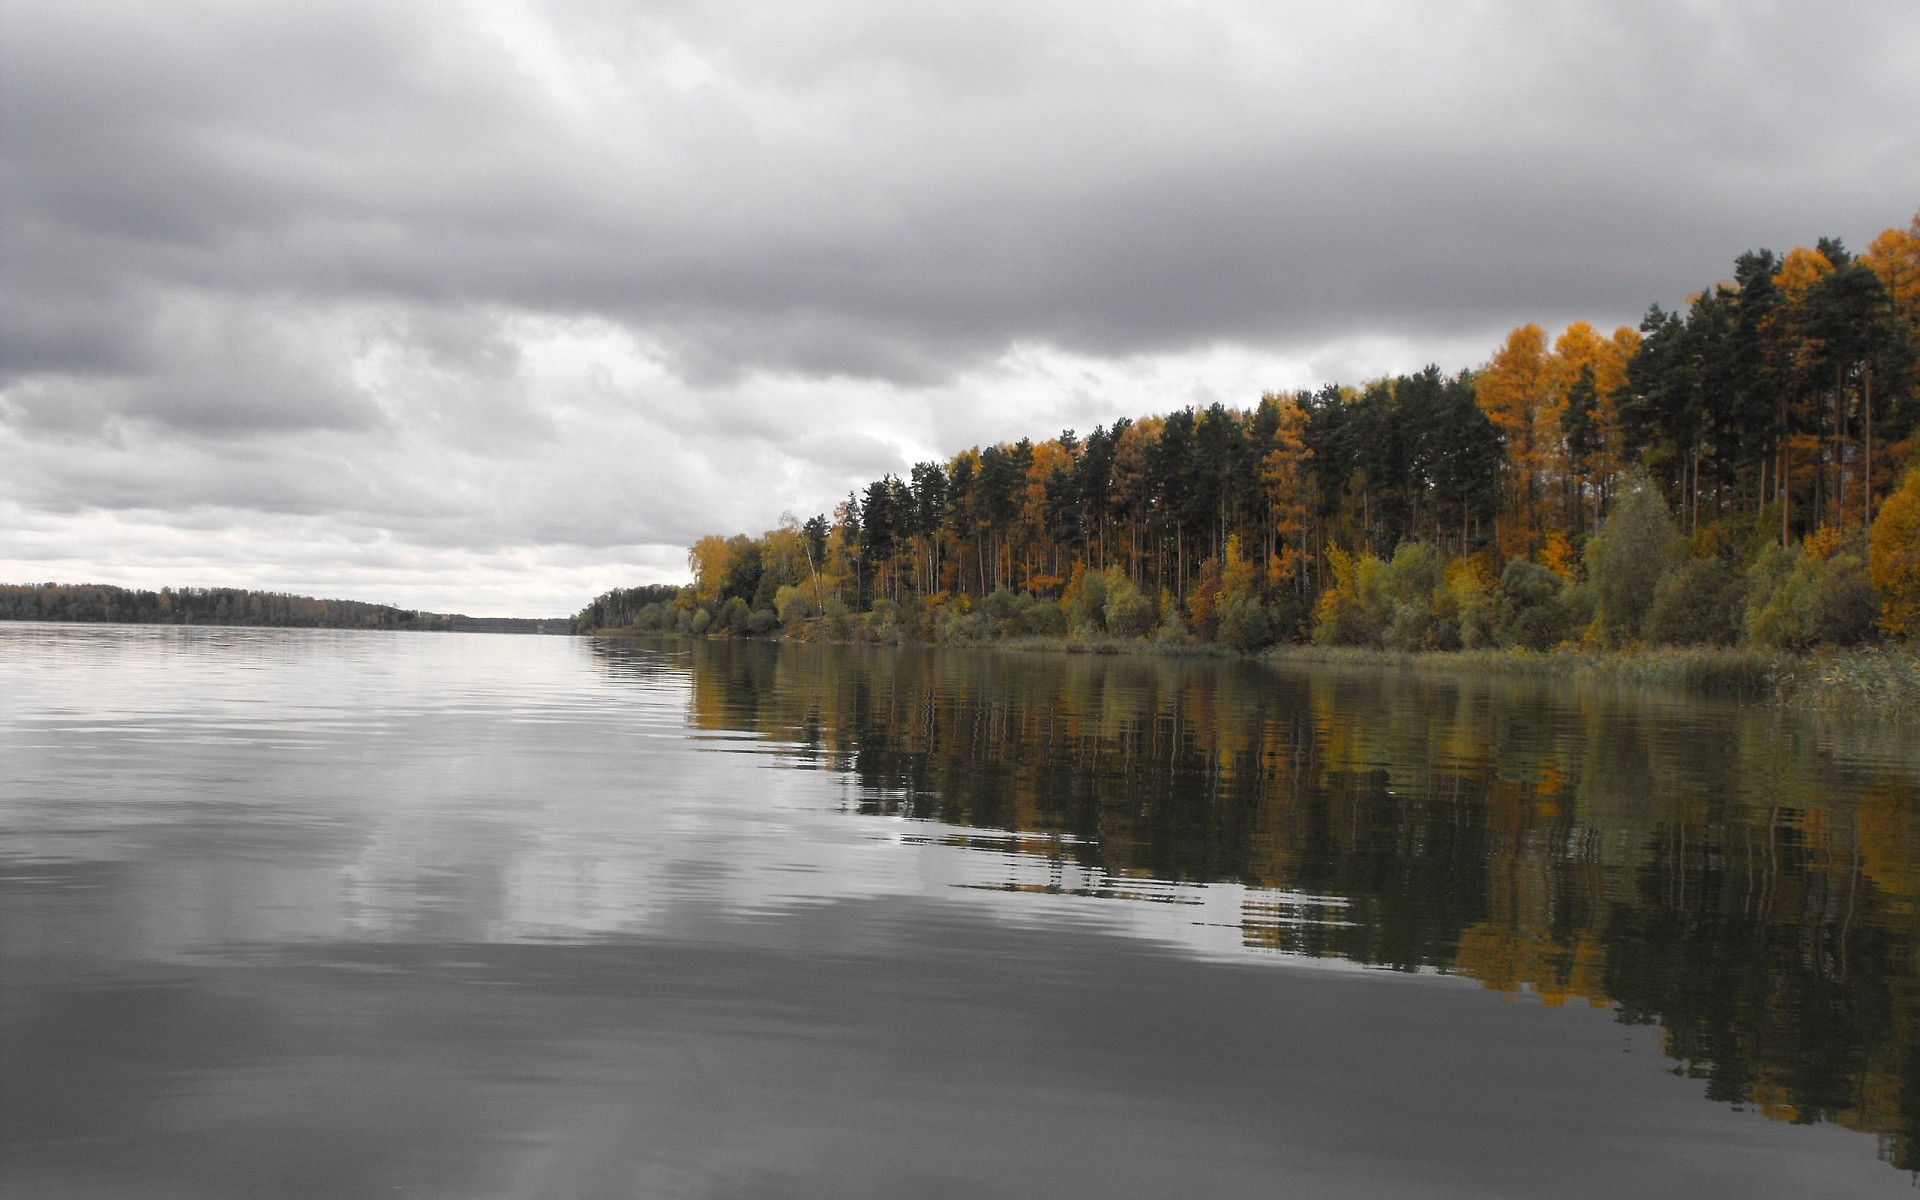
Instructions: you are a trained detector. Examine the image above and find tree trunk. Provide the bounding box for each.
[1835,362,1846,531]
[1781,441,1791,548]
[1780,392,1790,547]
[1865,364,1874,528]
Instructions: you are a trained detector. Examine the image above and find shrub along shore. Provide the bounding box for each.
[587,615,1920,719]
[587,615,1920,720]
[1261,643,1920,716]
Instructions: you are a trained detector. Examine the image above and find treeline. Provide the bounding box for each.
[1,584,568,633]
[582,213,1920,652]
[570,585,682,633]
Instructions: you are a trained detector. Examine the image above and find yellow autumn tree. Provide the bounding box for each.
[1870,467,1920,639]
[1549,321,1634,532]
[1260,394,1312,590]
[1549,321,1607,399]
[1775,244,1836,305]
[1865,214,1920,510]
[763,514,824,623]
[1478,323,1555,559]
[1543,318,1605,522]
[1218,534,1275,650]
[1022,438,1075,591]
[1600,325,1641,495]
[688,534,738,610]
[1865,214,1920,387]
[761,514,811,583]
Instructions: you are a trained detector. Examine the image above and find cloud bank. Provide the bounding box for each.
[3,0,1916,613]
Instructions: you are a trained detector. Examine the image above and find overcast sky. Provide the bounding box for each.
[3,1,1917,615]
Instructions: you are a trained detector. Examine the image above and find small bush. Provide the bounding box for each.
[1374,543,1436,649]
[859,601,908,643]
[982,587,1019,625]
[1438,556,1497,649]
[1217,593,1273,652]
[1313,547,1385,646]
[1746,542,1879,650]
[1063,563,1110,634]
[1585,479,1679,642]
[1184,556,1224,641]
[1495,560,1577,650]
[1104,573,1156,639]
[774,582,820,625]
[717,596,751,633]
[938,605,993,643]
[1428,586,1464,651]
[1559,580,1597,643]
[823,596,852,638]
[1011,592,1067,636]
[630,601,677,632]
[1383,599,1432,651]
[1646,558,1743,646]
[745,607,777,636]
[1153,589,1191,644]
[1267,588,1312,644]
[1810,557,1879,646]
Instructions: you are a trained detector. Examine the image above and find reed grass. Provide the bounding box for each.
[1262,643,1920,717]
[599,624,1920,718]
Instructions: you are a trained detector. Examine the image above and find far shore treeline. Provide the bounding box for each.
[0,584,567,634]
[581,213,1920,653]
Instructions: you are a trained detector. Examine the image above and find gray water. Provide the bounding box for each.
[2,624,1915,1197]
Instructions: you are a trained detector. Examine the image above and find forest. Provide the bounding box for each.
[571,585,684,631]
[583,214,1920,653]
[0,584,566,633]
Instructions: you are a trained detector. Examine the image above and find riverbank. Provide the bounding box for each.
[1259,643,1920,718]
[589,623,1920,719]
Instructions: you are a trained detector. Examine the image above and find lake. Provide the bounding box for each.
[2,623,1916,1197]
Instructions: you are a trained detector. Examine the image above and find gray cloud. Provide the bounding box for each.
[11,0,1916,373]
[2,0,1917,610]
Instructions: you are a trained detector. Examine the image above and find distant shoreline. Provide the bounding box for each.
[1,616,573,635]
[1,617,573,635]
[0,583,570,634]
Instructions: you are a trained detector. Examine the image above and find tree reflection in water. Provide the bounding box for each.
[601,637,1920,1172]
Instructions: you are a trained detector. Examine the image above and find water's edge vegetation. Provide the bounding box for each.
[1263,642,1920,717]
[593,623,1920,718]
[579,213,1920,698]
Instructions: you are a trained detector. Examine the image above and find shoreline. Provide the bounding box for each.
[1257,643,1920,718]
[590,625,1920,718]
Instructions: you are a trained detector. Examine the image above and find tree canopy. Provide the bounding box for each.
[589,211,1920,651]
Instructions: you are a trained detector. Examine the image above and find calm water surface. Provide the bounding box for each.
[2,624,1917,1197]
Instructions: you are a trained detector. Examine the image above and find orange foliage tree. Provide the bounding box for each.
[1477,323,1555,559]
[1871,468,1920,639]
[1260,394,1313,591]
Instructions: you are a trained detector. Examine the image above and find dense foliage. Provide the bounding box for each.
[570,585,682,632]
[583,214,1920,651]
